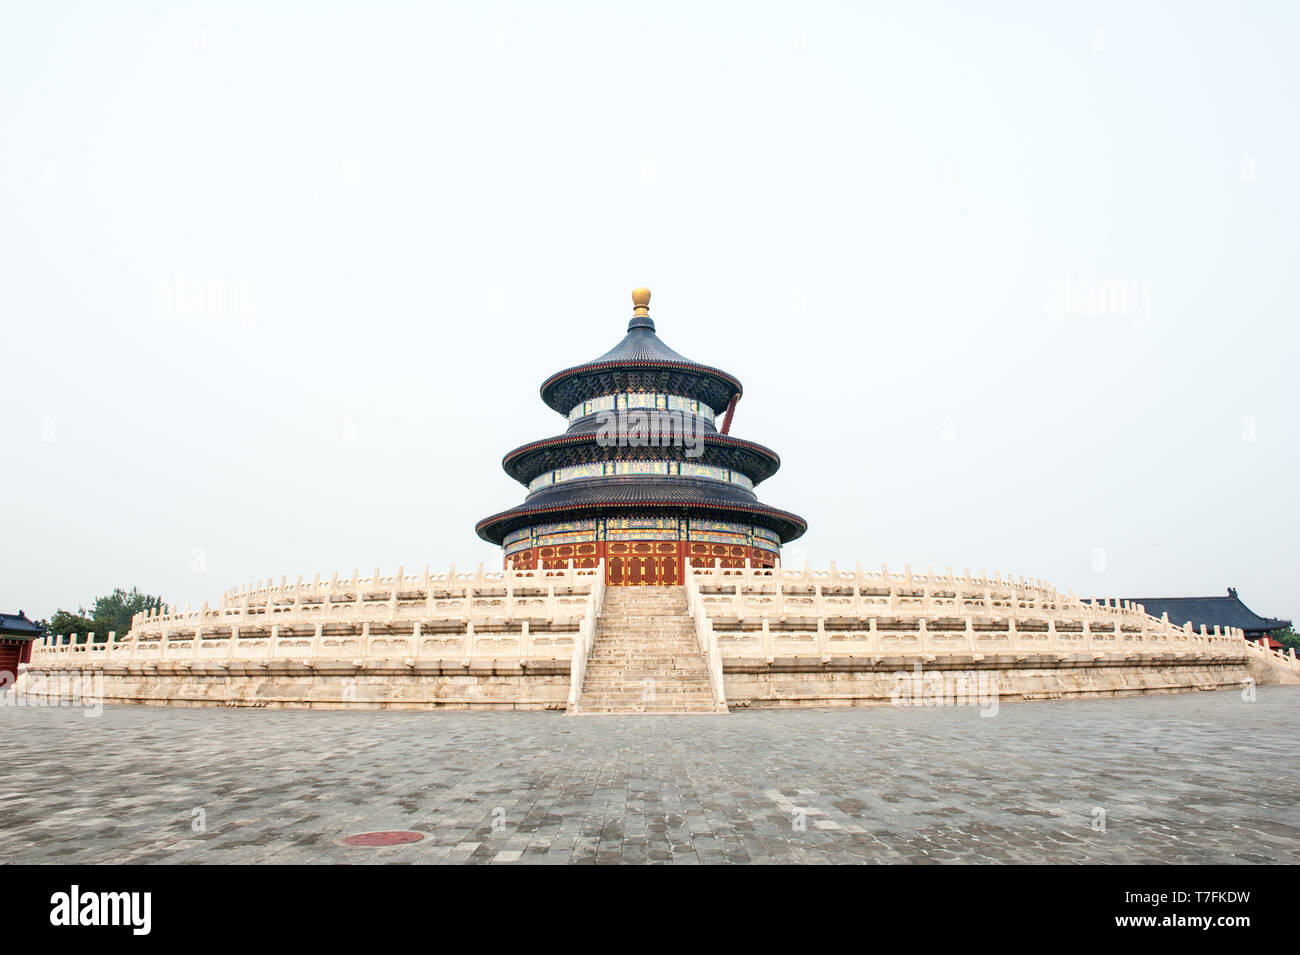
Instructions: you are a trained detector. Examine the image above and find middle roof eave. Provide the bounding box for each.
[502,431,782,485]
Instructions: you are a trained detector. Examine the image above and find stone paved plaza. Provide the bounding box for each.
[2,688,1297,864]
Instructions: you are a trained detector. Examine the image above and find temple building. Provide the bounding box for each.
[476,288,806,585]
[1117,588,1292,646]
[20,288,1298,713]
[0,611,43,675]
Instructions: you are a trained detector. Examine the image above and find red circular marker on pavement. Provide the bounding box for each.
[343,830,426,847]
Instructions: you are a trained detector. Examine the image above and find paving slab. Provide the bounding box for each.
[1,688,1296,864]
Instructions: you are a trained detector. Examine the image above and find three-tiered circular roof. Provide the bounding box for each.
[476,288,807,545]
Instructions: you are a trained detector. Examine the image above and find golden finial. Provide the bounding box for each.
[631,287,651,317]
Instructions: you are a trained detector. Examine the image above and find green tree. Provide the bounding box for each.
[1272,626,1299,653]
[47,587,166,644]
[88,587,165,638]
[47,609,94,639]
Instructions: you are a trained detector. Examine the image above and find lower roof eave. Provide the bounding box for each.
[476,500,807,546]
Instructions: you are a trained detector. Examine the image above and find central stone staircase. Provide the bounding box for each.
[573,586,726,714]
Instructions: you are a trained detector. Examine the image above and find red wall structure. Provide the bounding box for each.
[0,638,32,677]
[507,540,776,586]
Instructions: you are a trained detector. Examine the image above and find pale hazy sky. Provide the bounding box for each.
[2,1,1297,624]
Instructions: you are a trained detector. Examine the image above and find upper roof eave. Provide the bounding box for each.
[539,358,743,414]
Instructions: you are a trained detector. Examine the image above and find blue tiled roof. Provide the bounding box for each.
[477,478,807,544]
[590,325,693,364]
[0,611,44,639]
[1119,590,1290,633]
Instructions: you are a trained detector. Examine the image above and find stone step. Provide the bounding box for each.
[576,703,720,714]
[573,707,723,715]
[585,668,708,675]
[597,611,689,616]
[601,604,689,608]
[599,611,688,615]
[585,686,711,693]
[577,695,716,704]
[591,634,697,641]
[603,598,685,602]
[584,668,707,675]
[581,684,712,691]
[586,663,709,672]
[587,651,700,656]
[584,678,710,686]
[589,645,700,650]
[582,691,717,696]
[600,606,690,613]
[582,696,714,704]
[598,615,690,621]
[589,640,699,647]
[595,636,696,642]
[596,625,696,631]
[590,636,698,643]
[602,598,689,604]
[587,657,707,665]
[574,585,726,716]
[601,596,689,602]
[589,643,700,649]
[582,676,711,685]
[601,606,689,611]
[589,650,703,656]
[583,670,711,681]
[595,617,694,623]
[585,691,717,696]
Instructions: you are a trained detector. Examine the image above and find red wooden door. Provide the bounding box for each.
[658,555,679,585]
[0,640,21,678]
